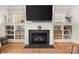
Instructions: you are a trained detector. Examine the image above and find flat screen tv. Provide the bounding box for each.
[26,5,52,21]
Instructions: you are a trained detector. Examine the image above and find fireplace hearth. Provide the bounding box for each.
[25,30,54,48]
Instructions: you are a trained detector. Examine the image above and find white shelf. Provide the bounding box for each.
[54,34,62,35]
[64,29,72,30]
[5,34,14,35]
[15,34,24,35]
[5,29,14,30]
[63,34,71,35]
[54,29,62,31]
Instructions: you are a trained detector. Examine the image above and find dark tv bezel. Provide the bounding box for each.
[26,5,53,21]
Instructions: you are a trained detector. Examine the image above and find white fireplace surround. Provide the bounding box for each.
[24,21,54,45]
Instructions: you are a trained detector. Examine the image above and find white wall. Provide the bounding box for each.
[54,5,71,22]
[0,6,8,37]
[70,6,79,43]
[7,5,25,23]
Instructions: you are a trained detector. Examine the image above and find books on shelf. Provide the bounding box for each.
[15,26,24,40]
[54,25,72,40]
[5,25,14,39]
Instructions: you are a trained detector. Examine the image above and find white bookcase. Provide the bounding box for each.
[5,14,25,42]
[5,25,14,39]
[5,24,25,42]
[15,25,25,40]
[54,22,72,42]
[63,25,72,39]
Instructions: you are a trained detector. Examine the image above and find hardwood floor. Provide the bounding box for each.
[0,42,79,53]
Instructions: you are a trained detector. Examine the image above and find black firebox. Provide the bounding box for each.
[25,30,54,48]
[29,30,49,45]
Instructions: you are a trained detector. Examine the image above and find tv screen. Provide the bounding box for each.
[26,5,52,21]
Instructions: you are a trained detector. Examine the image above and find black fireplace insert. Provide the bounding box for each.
[29,30,49,45]
[25,30,54,48]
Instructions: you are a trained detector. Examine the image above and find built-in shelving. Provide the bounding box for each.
[63,25,72,39]
[54,25,62,39]
[15,25,24,40]
[5,25,14,39]
[54,23,72,40]
[5,13,25,42]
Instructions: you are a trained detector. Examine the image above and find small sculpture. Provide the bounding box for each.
[65,16,72,22]
[38,26,42,30]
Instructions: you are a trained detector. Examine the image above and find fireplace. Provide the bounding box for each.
[29,30,49,45]
[25,30,54,48]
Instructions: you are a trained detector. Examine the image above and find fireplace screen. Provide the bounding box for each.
[29,30,49,45]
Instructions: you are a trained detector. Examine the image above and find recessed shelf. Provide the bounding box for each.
[15,25,24,40]
[54,24,72,40]
[5,25,14,39]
